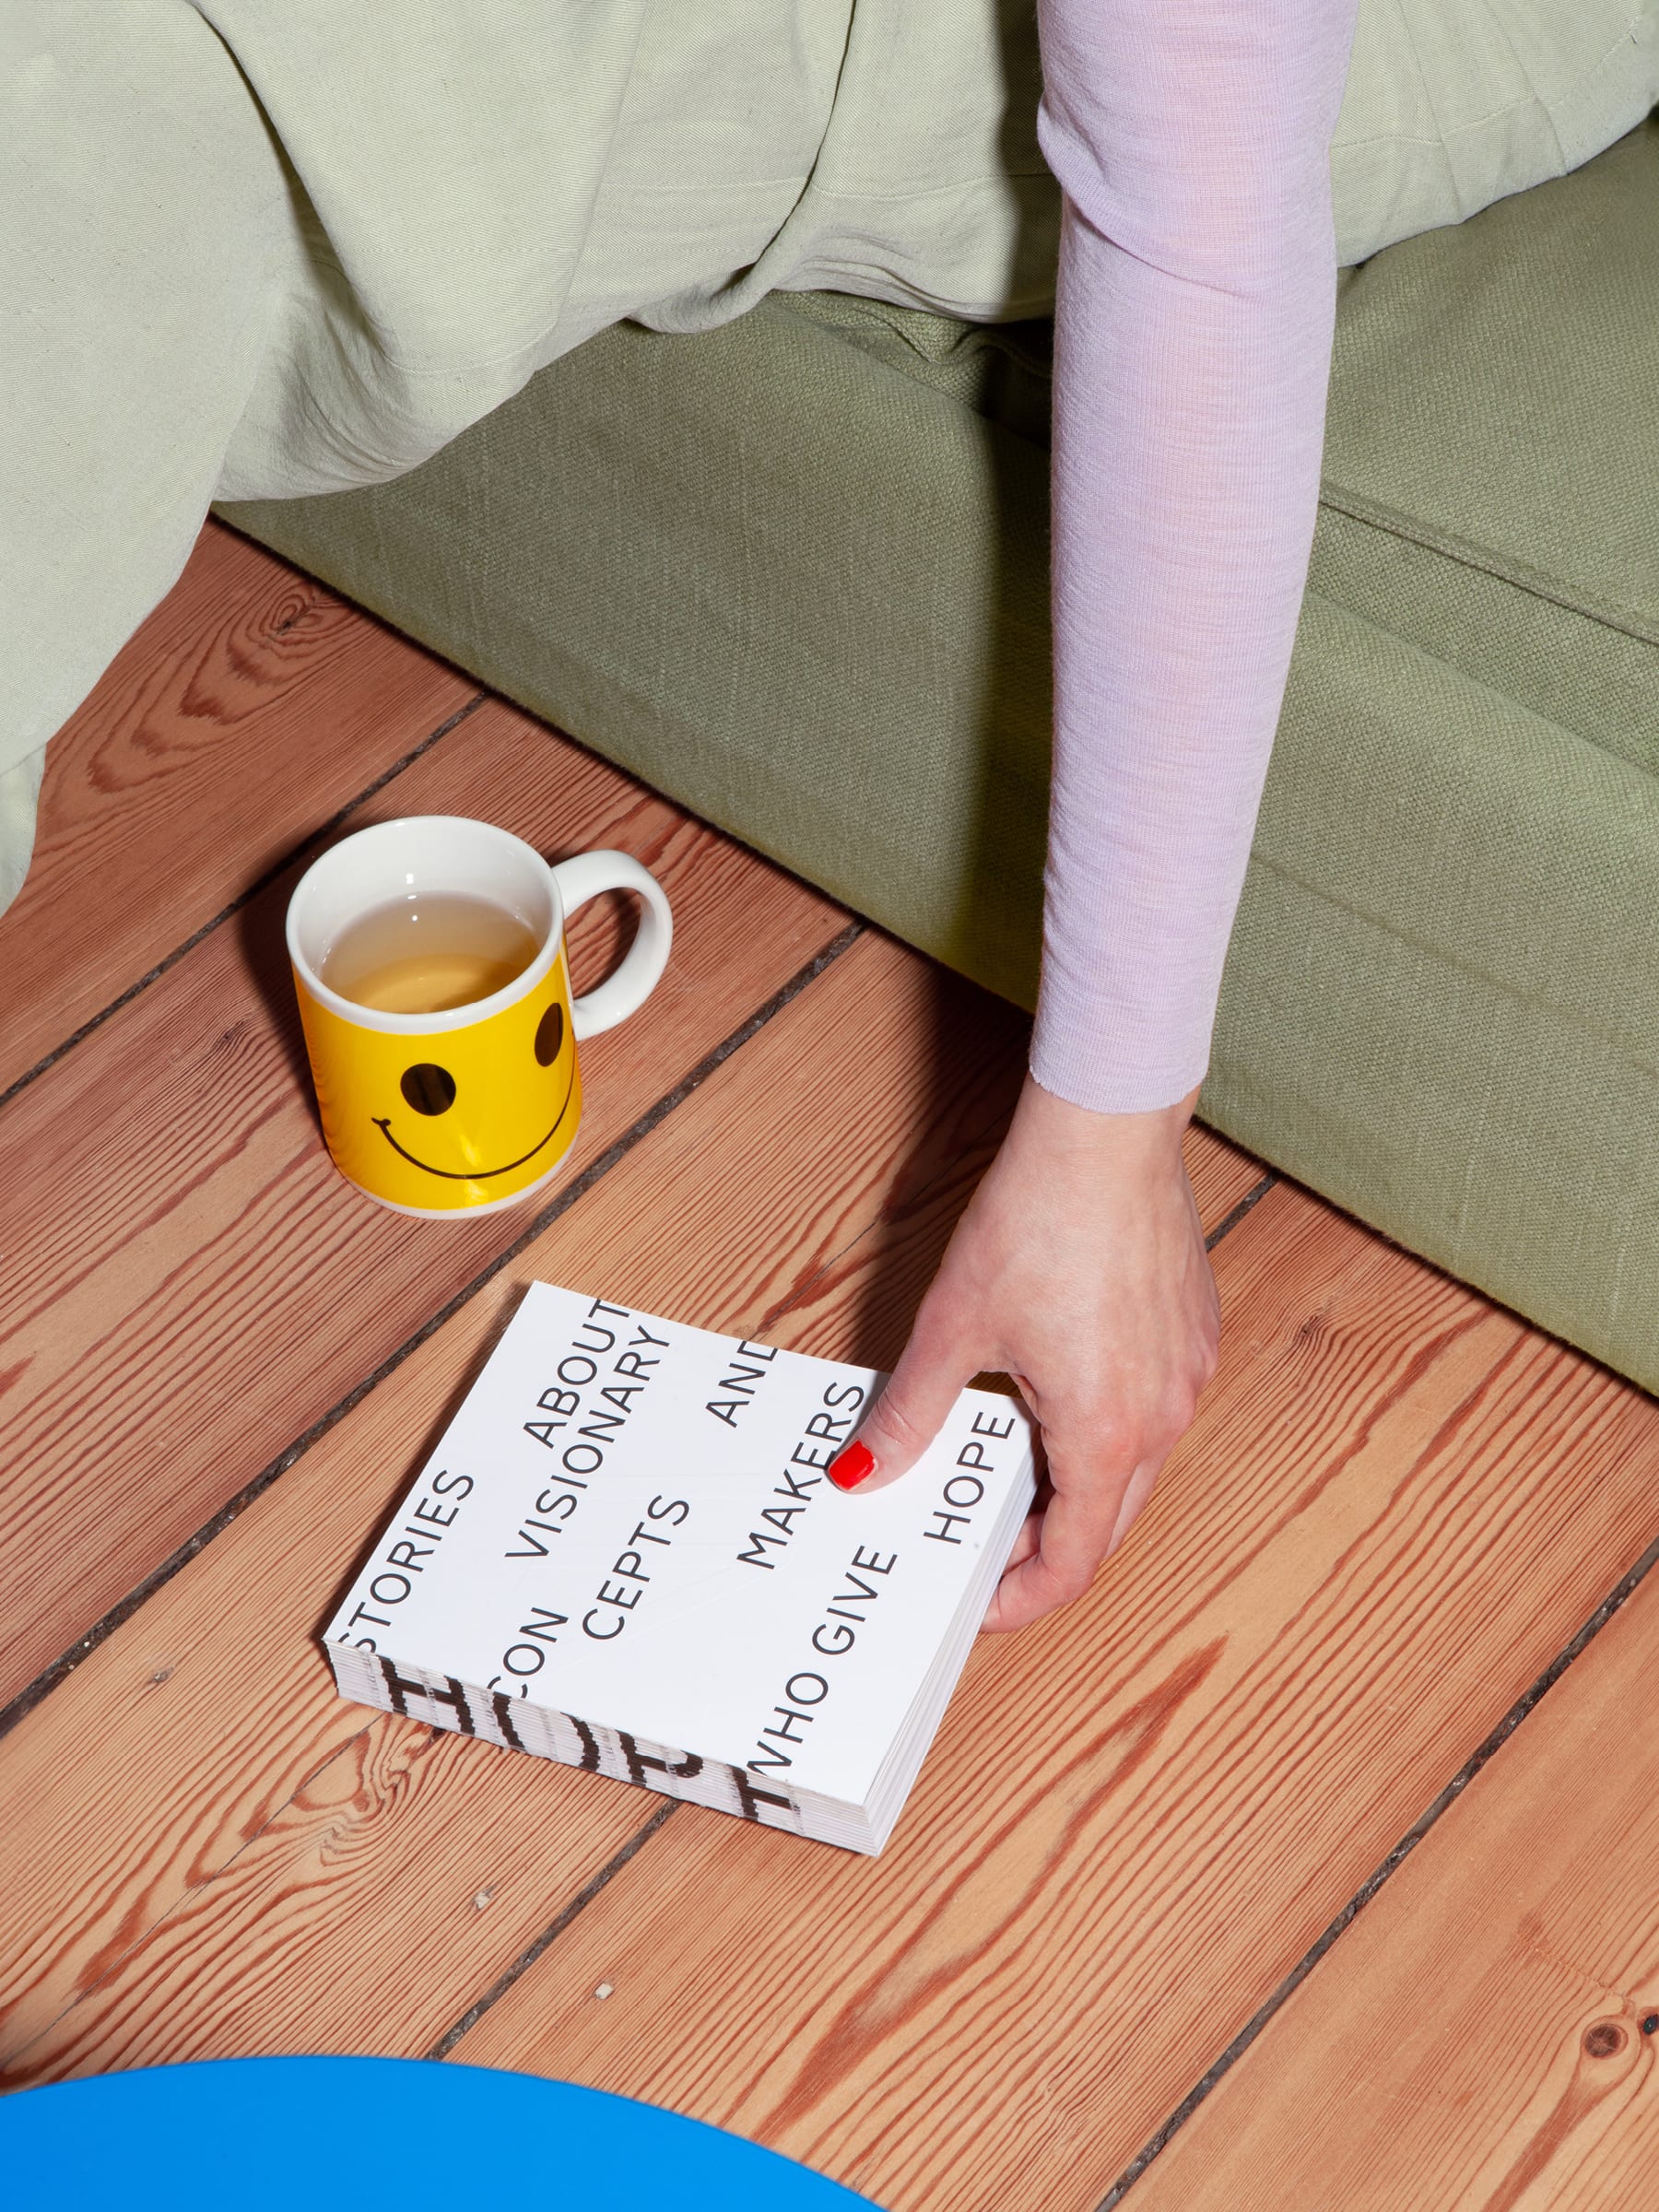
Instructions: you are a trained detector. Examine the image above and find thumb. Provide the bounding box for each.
[828,1308,978,1495]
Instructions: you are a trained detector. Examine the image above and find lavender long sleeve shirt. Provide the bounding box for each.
[1030,0,1358,1113]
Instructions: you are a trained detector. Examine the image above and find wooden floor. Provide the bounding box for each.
[4,521,1658,2209]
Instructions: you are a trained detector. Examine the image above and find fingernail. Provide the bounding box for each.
[828,1441,875,1491]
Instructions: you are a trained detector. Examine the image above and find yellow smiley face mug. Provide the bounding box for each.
[287,816,672,1216]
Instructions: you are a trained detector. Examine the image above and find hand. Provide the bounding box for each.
[829,1072,1219,1632]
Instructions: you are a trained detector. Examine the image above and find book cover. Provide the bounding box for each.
[324,1283,1036,1851]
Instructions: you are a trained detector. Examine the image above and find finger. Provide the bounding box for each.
[982,1445,1136,1632]
[1005,1508,1044,1575]
[1105,1454,1162,1554]
[977,1510,1042,1631]
[828,1302,978,1495]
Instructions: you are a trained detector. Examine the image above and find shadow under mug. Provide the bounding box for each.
[286,815,672,1217]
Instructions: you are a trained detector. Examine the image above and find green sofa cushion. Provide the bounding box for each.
[1325,123,1659,665]
[783,113,1659,780]
[221,117,1659,1393]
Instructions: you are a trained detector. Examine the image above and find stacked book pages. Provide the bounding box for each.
[325,1282,1036,1853]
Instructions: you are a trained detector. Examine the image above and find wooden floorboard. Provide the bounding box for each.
[0,924,1260,2088]
[447,1191,1659,2212]
[14,555,1653,2211]
[0,700,843,1712]
[1126,1537,1659,2211]
[0,523,477,1095]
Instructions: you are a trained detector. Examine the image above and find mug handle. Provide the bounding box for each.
[548,850,674,1042]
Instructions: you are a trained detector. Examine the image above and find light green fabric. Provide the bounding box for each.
[1206,113,1659,1376]
[7,0,1658,918]
[223,115,1659,1392]
[1325,120,1659,656]
[1331,0,1659,260]
[1214,596,1659,1375]
[0,747,45,916]
[0,0,1053,828]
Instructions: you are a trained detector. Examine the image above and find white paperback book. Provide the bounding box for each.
[324,1282,1036,1853]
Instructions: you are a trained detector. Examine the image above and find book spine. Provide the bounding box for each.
[326,1641,819,1840]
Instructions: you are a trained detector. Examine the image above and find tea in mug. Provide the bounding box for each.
[322,890,540,1015]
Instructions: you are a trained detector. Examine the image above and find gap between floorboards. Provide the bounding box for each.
[1096,1468,1659,2208]
[426,1802,680,2064]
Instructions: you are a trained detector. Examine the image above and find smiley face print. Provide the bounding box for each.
[295,957,582,1215]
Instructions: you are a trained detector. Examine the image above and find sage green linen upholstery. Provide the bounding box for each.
[221,117,1659,1394]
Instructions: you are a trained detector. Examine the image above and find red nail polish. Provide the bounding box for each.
[828,1441,875,1491]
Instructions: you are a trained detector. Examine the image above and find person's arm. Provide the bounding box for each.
[829,0,1358,1630]
[1033,0,1355,1112]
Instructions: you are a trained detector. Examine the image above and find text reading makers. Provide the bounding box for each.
[324,1283,1036,1853]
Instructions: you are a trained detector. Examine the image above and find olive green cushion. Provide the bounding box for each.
[221,116,1659,1394]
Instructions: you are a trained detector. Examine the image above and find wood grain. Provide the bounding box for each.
[1124,1527,1659,2211]
[0,522,477,1092]
[0,699,843,1711]
[451,1199,1659,2212]
[0,931,1255,2087]
[9,505,1652,2212]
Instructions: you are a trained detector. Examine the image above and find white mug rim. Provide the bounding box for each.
[286,815,566,1037]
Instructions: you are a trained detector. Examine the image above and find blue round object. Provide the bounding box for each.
[0,2057,881,2212]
